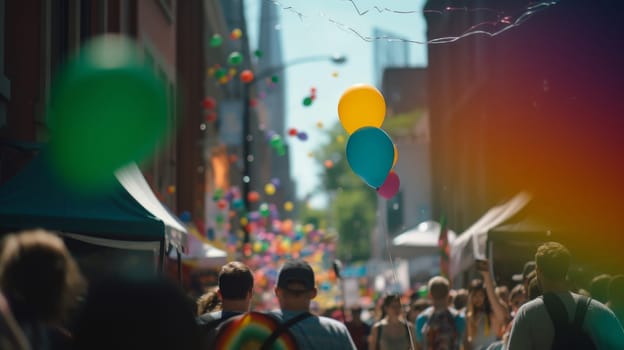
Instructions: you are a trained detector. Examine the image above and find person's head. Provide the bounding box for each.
[534,242,571,284]
[427,276,450,303]
[407,298,431,322]
[350,306,363,321]
[508,284,527,311]
[527,276,542,300]
[196,287,221,316]
[468,279,492,315]
[275,260,317,311]
[218,261,253,300]
[608,275,624,307]
[589,274,612,304]
[453,288,469,311]
[495,285,509,304]
[0,229,86,323]
[380,294,402,319]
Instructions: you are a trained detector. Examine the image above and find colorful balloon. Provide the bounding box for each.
[302,96,313,106]
[240,70,254,83]
[377,171,400,199]
[48,35,168,190]
[230,28,242,40]
[209,34,223,47]
[284,201,294,212]
[346,127,394,188]
[338,84,386,134]
[227,51,243,66]
[264,183,276,196]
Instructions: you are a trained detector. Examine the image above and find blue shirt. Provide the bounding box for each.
[415,306,466,350]
[269,310,357,350]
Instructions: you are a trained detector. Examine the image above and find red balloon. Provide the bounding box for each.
[202,97,216,110]
[205,112,217,122]
[240,70,254,83]
[377,171,400,199]
[247,191,260,203]
[288,128,298,136]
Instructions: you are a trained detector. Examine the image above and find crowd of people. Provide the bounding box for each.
[0,229,623,349]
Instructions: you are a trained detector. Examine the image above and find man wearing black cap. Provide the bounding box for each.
[270,259,357,349]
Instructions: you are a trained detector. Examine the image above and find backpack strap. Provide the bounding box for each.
[260,312,313,350]
[542,293,570,334]
[573,296,591,330]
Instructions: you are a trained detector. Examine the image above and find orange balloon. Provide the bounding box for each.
[392,144,398,167]
[338,84,386,134]
[240,70,254,83]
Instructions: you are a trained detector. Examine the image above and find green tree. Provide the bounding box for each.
[307,123,377,262]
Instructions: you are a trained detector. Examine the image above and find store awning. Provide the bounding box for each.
[0,153,187,253]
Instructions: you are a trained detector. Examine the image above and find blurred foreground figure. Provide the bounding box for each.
[72,277,200,350]
[0,229,85,350]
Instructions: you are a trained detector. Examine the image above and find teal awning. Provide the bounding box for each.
[0,152,186,252]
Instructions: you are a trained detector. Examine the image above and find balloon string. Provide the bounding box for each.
[379,200,416,349]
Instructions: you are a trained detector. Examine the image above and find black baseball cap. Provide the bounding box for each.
[277,260,315,291]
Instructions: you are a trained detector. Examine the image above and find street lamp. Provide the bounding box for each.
[240,54,347,253]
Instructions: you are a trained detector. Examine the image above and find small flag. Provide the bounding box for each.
[438,214,450,278]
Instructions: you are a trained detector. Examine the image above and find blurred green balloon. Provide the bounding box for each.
[271,75,279,83]
[47,35,168,190]
[259,203,270,217]
[303,96,313,106]
[228,51,243,66]
[270,134,283,148]
[254,50,263,58]
[214,68,227,79]
[209,34,223,47]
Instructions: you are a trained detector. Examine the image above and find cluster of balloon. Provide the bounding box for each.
[202,96,218,122]
[47,35,169,191]
[287,127,308,142]
[338,84,400,199]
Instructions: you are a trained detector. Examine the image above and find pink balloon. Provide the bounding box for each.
[377,171,400,199]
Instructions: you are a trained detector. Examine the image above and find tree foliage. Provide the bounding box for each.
[309,123,377,262]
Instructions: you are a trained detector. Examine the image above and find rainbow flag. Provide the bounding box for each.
[438,214,450,278]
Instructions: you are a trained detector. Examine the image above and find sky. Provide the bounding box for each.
[245,0,428,207]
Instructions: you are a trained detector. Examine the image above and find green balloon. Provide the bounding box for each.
[209,34,223,47]
[269,134,282,148]
[48,35,168,190]
[259,203,270,217]
[271,75,279,83]
[228,52,243,66]
[214,68,227,79]
[303,96,313,106]
[254,50,263,58]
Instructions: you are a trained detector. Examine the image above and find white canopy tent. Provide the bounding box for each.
[390,220,457,258]
[449,192,531,278]
[169,225,227,268]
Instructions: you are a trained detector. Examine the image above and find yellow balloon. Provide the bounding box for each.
[284,201,294,212]
[336,135,345,143]
[338,84,386,134]
[264,183,276,195]
[392,144,398,167]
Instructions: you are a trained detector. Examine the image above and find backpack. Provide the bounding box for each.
[197,312,236,349]
[213,311,313,350]
[423,308,458,350]
[542,293,597,350]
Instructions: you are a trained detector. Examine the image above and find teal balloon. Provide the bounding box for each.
[346,127,394,188]
[47,35,168,190]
